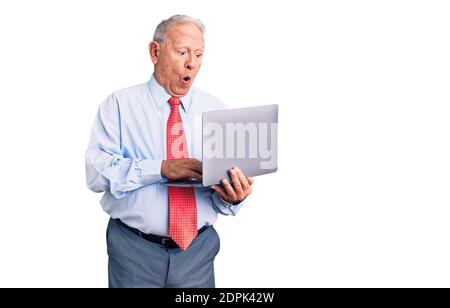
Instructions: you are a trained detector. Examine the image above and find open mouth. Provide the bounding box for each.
[182,76,191,82]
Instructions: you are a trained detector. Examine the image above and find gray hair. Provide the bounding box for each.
[153,15,205,43]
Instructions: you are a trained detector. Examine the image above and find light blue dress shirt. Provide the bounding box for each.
[85,75,245,236]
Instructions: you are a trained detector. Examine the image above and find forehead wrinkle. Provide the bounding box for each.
[173,35,204,46]
[166,25,204,48]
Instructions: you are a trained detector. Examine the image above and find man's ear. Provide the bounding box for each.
[149,41,160,65]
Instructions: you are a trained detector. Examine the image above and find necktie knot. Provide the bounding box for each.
[168,96,181,108]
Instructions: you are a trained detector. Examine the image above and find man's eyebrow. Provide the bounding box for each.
[173,45,204,53]
[173,41,203,48]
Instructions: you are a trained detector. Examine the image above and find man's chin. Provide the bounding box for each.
[171,86,191,97]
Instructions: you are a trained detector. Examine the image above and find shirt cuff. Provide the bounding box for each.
[137,159,163,183]
[220,195,246,207]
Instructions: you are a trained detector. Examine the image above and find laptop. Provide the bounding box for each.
[162,104,278,187]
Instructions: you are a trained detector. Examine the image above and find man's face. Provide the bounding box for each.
[150,22,205,97]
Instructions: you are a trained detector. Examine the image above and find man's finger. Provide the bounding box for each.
[229,168,243,196]
[188,159,203,173]
[192,164,202,174]
[247,177,255,185]
[188,171,203,180]
[211,185,227,199]
[221,179,237,200]
[234,167,250,191]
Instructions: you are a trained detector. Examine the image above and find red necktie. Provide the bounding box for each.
[167,96,198,250]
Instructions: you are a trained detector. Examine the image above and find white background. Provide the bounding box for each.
[0,0,449,287]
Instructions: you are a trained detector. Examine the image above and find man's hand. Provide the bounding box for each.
[211,167,254,204]
[161,159,202,180]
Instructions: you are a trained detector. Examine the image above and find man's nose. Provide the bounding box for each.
[185,56,196,70]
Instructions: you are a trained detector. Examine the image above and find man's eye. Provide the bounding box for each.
[179,51,186,56]
[196,54,203,58]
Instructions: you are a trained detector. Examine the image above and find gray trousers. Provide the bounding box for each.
[106,218,220,288]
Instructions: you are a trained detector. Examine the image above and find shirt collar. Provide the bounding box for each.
[148,74,192,114]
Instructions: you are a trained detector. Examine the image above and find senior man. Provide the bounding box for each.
[85,15,254,288]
